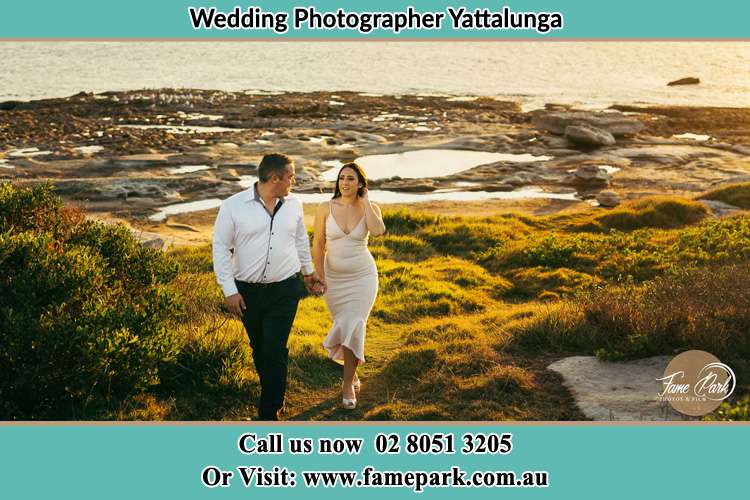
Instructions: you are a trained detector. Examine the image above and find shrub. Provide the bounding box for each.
[377,234,435,261]
[703,395,750,421]
[507,266,600,299]
[581,263,750,362]
[0,184,181,419]
[566,197,708,232]
[698,182,750,209]
[381,210,440,235]
[420,220,522,257]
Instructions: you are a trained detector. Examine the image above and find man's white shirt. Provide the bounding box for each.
[212,184,313,297]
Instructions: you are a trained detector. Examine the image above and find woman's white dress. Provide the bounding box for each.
[322,206,378,363]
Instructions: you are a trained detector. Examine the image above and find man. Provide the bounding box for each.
[212,153,323,420]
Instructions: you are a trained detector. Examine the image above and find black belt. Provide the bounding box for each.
[236,274,297,289]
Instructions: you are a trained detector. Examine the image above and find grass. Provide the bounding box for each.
[111,187,750,421]
[699,182,750,209]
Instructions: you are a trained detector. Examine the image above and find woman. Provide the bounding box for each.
[312,162,386,410]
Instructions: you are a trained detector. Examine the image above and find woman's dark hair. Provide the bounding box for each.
[332,162,368,199]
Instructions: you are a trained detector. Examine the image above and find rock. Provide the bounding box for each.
[564,124,616,147]
[217,168,240,181]
[166,222,200,232]
[218,163,258,174]
[296,166,319,183]
[482,183,514,192]
[730,145,750,156]
[699,199,744,217]
[596,190,621,207]
[379,178,436,192]
[540,135,570,149]
[0,101,21,111]
[129,229,165,249]
[574,165,610,182]
[667,77,700,86]
[504,172,537,186]
[533,111,645,137]
[358,133,388,143]
[711,175,750,186]
[548,355,681,421]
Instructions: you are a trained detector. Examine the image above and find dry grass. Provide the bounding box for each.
[113,189,750,421]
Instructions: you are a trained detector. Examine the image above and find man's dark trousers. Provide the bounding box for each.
[236,276,304,420]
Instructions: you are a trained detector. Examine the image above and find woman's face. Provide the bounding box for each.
[338,167,361,196]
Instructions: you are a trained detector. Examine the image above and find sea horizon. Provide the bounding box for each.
[1,41,749,108]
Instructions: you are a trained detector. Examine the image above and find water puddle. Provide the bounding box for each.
[321,149,552,181]
[446,96,478,102]
[329,101,345,106]
[149,199,223,221]
[673,133,711,141]
[8,147,54,157]
[293,187,577,204]
[0,159,15,169]
[177,111,223,121]
[567,165,621,175]
[244,90,285,95]
[167,165,212,174]
[120,124,244,134]
[149,186,578,221]
[74,145,104,154]
[372,113,415,122]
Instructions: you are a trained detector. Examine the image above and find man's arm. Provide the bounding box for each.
[212,201,239,298]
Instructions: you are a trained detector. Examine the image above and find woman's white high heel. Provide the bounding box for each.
[342,383,357,410]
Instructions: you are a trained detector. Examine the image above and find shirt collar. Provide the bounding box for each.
[248,181,285,208]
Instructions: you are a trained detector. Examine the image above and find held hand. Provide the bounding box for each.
[304,273,327,296]
[311,281,326,296]
[225,293,246,317]
[303,273,316,292]
[313,272,327,295]
[359,187,369,202]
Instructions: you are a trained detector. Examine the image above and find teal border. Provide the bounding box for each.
[2,424,748,498]
[0,1,748,39]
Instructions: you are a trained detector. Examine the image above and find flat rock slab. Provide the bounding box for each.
[548,355,683,421]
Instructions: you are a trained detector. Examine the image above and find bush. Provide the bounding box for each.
[566,197,708,232]
[381,210,440,235]
[0,184,181,419]
[581,263,750,362]
[507,266,600,299]
[698,182,750,209]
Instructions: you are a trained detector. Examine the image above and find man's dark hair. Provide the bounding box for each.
[258,153,293,182]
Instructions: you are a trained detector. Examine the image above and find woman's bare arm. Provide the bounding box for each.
[312,201,329,281]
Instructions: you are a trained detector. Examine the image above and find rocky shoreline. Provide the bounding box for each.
[2,89,749,230]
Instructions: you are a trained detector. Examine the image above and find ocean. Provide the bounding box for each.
[0,41,748,107]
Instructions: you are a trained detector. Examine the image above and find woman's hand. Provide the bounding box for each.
[359,187,369,203]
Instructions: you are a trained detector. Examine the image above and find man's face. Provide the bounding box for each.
[272,164,295,197]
